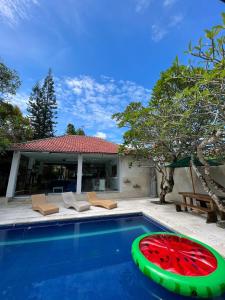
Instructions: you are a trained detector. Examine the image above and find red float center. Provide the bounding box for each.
[139,235,217,276]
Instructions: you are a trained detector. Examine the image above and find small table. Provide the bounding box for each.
[175,192,217,223]
[53,186,63,193]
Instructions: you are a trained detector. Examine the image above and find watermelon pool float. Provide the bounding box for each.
[132,232,225,298]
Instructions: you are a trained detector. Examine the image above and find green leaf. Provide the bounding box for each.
[222,12,225,25]
[205,29,215,39]
[188,41,192,52]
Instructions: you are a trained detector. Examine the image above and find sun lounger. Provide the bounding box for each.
[87,192,117,209]
[62,192,90,212]
[32,194,59,216]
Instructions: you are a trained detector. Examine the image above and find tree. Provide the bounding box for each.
[0,61,31,150]
[66,123,85,135]
[0,61,20,103]
[113,14,225,209]
[174,14,225,213]
[0,102,32,149]
[66,123,76,135]
[42,69,57,137]
[76,127,85,136]
[27,69,57,139]
[27,82,44,139]
[113,64,213,203]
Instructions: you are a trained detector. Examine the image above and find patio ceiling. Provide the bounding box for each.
[21,152,117,164]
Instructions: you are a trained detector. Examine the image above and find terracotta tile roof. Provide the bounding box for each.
[12,135,119,154]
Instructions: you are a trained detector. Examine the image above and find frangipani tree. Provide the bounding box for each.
[175,14,225,212]
[114,14,225,206]
[113,64,213,203]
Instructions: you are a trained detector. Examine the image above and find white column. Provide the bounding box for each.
[76,154,83,194]
[28,157,35,170]
[6,151,21,199]
[118,156,123,192]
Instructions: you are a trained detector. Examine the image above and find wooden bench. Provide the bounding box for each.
[175,192,217,223]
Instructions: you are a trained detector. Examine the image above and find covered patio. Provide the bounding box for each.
[6,136,120,199]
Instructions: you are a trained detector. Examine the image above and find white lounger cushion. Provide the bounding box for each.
[62,192,90,212]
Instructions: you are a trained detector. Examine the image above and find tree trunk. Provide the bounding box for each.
[158,166,175,204]
[197,130,225,196]
[191,156,225,213]
[159,171,167,204]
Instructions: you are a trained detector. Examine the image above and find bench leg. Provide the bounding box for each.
[183,196,188,212]
[206,212,218,223]
[220,212,225,221]
[175,204,182,212]
[189,197,193,210]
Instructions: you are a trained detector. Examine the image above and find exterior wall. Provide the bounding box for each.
[119,156,152,198]
[38,156,152,200]
[157,164,225,202]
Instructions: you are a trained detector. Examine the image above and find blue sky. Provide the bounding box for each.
[0,0,224,143]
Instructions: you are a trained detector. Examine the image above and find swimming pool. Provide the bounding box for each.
[0,214,224,300]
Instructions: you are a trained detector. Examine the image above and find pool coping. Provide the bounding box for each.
[0,209,175,232]
[0,212,143,229]
[0,210,179,239]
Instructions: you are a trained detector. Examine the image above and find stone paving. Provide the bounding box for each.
[0,196,225,256]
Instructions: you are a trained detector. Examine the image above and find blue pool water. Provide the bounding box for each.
[0,214,224,300]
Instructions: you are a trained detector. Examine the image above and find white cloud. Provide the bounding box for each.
[94,132,107,139]
[135,0,177,12]
[163,0,177,7]
[56,75,151,137]
[151,13,183,42]
[169,14,183,27]
[151,25,167,42]
[65,76,109,96]
[8,75,150,142]
[9,92,29,113]
[135,0,152,13]
[0,0,38,26]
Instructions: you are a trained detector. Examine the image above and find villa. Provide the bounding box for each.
[0,135,225,300]
[5,135,157,199]
[0,1,225,298]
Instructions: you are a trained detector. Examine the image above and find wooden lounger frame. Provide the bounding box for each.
[32,194,59,216]
[87,192,117,209]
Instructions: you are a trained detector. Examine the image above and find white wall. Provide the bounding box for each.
[157,164,225,202]
[119,156,152,197]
